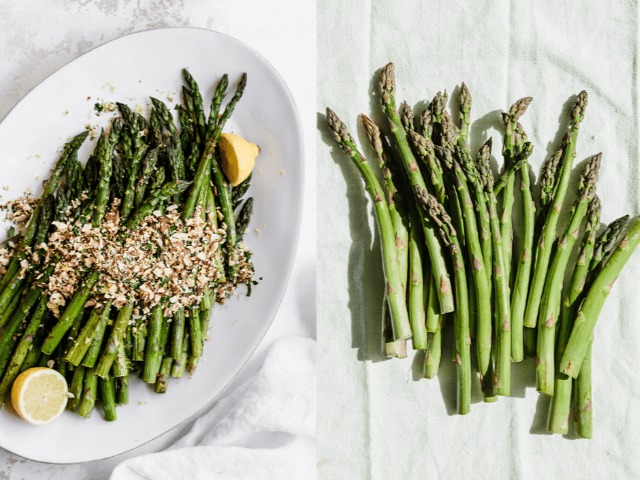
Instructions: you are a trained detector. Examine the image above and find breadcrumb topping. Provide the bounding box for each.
[13,200,256,317]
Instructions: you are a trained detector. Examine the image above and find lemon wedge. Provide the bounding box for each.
[11,367,69,425]
[219,133,260,186]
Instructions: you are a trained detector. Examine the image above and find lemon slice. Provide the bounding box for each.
[219,133,260,186]
[11,367,69,425]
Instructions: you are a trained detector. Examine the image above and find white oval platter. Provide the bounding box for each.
[0,27,303,463]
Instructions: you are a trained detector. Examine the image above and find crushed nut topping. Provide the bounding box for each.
[0,195,39,230]
[14,200,256,317]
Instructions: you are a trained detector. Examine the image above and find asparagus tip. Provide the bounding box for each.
[572,91,589,125]
[360,114,383,155]
[379,63,396,103]
[459,82,472,112]
[508,96,533,121]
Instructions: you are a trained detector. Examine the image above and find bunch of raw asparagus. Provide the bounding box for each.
[0,70,255,421]
[327,63,640,437]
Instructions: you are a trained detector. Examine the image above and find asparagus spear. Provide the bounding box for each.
[206,74,229,136]
[547,198,600,434]
[142,304,165,383]
[573,340,593,438]
[77,368,98,418]
[510,125,536,362]
[99,375,117,421]
[560,216,640,377]
[92,120,122,226]
[441,145,492,377]
[182,69,207,147]
[525,92,589,328]
[232,174,252,209]
[423,314,444,379]
[458,83,471,143]
[378,63,454,314]
[65,306,106,366]
[183,73,247,220]
[399,101,415,133]
[477,138,512,395]
[81,302,112,369]
[236,198,254,242]
[416,187,471,414]
[326,108,411,340]
[125,180,192,229]
[95,302,134,378]
[0,298,47,402]
[407,208,427,349]
[500,97,533,286]
[67,365,85,412]
[41,270,100,355]
[536,154,601,395]
[361,115,415,347]
[572,214,629,437]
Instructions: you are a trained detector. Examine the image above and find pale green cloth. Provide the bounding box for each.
[318,1,640,478]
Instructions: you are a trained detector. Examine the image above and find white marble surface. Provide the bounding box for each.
[0,1,315,478]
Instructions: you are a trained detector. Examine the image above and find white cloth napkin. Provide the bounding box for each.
[110,336,316,480]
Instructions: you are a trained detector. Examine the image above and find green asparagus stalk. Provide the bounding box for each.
[134,147,159,208]
[569,215,628,436]
[0,291,21,329]
[458,83,471,143]
[0,298,47,402]
[423,312,443,378]
[408,209,427,349]
[445,147,492,378]
[182,69,208,146]
[42,270,100,355]
[510,131,536,362]
[232,174,253,209]
[81,302,112,369]
[560,216,640,377]
[378,63,454,314]
[142,304,165,383]
[99,375,117,421]
[155,357,173,393]
[115,376,129,406]
[183,73,247,220]
[382,304,407,358]
[361,115,415,343]
[477,138,512,395]
[188,307,203,358]
[112,341,129,378]
[95,302,134,378]
[236,198,254,242]
[172,332,190,378]
[417,187,471,415]
[525,92,588,328]
[536,154,601,395]
[326,108,411,340]
[211,152,237,249]
[206,74,229,136]
[67,365,85,412]
[65,306,105,366]
[77,368,98,418]
[92,120,122,226]
[171,308,186,361]
[126,180,192,229]
[573,340,593,438]
[547,197,601,434]
[500,97,533,286]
